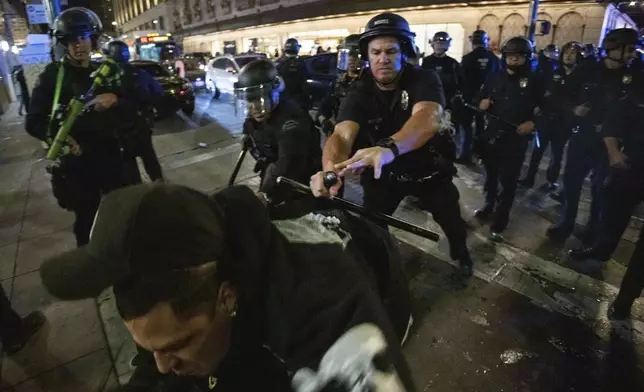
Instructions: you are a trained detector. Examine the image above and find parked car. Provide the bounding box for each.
[205,53,266,99]
[181,57,207,90]
[301,52,338,109]
[130,60,195,115]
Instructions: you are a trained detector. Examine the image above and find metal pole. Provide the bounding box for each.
[527,0,539,44]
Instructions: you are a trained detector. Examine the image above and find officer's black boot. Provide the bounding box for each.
[474,204,494,220]
[568,246,611,262]
[607,299,633,321]
[573,224,595,246]
[546,223,572,243]
[457,253,474,277]
[517,176,535,188]
[549,189,564,203]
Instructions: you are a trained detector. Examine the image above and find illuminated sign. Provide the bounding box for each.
[139,35,172,44]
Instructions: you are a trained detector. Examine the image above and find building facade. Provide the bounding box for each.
[113,0,638,60]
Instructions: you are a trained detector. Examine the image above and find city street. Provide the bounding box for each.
[0,91,643,391]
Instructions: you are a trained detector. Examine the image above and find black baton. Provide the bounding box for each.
[228,147,248,186]
[276,176,441,242]
[463,102,541,149]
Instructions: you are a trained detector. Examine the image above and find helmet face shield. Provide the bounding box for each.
[234,83,276,121]
[337,49,361,72]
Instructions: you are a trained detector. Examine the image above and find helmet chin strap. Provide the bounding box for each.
[606,46,629,64]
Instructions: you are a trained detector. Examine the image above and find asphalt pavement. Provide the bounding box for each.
[0,91,642,391]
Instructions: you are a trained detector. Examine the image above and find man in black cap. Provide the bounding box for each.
[39,183,415,391]
[234,58,321,205]
[459,30,502,163]
[310,12,474,276]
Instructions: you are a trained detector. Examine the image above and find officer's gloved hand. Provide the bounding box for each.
[253,158,268,173]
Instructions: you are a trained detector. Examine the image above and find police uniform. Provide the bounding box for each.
[520,63,578,188]
[548,61,643,241]
[460,45,502,160]
[243,98,321,204]
[275,56,309,111]
[26,58,132,247]
[317,72,362,135]
[338,64,470,263]
[421,54,463,105]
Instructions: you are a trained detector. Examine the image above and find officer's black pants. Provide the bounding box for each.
[460,107,486,159]
[590,169,644,259]
[523,116,571,184]
[556,132,608,234]
[136,130,163,181]
[361,175,469,260]
[0,285,24,346]
[615,227,644,307]
[482,137,528,233]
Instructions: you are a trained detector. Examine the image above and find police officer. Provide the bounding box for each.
[474,36,542,242]
[25,7,132,247]
[519,41,582,190]
[537,44,559,75]
[422,32,463,106]
[316,34,364,136]
[310,13,474,276]
[235,59,321,205]
[460,30,502,163]
[581,43,599,64]
[104,40,165,183]
[547,28,643,244]
[567,31,643,260]
[275,38,310,111]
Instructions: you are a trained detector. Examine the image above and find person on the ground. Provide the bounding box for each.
[104,40,165,183]
[310,13,474,277]
[316,34,364,137]
[39,183,416,392]
[235,59,321,206]
[518,41,582,191]
[459,30,502,163]
[275,38,310,111]
[25,7,136,247]
[473,36,543,243]
[1,285,45,355]
[546,28,643,245]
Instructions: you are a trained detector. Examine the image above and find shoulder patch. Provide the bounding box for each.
[283,120,299,131]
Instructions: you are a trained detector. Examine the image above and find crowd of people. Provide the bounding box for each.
[2,4,642,392]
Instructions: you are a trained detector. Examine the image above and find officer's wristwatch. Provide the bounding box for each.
[376,137,400,157]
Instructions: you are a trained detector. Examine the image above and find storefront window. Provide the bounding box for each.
[242,36,279,56]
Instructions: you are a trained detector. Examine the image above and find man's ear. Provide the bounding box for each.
[216,281,237,316]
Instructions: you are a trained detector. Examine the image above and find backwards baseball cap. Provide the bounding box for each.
[40,184,226,300]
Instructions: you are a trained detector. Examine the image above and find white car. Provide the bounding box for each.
[205,54,266,99]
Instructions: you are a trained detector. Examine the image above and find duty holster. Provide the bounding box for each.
[47,160,81,211]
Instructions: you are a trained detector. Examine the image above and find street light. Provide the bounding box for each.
[153,20,158,24]
[112,21,117,26]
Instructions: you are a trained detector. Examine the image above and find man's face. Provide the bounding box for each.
[431,41,450,55]
[368,37,403,84]
[248,96,272,122]
[347,54,361,73]
[607,45,637,63]
[67,35,92,62]
[505,53,526,67]
[562,47,579,66]
[125,284,236,377]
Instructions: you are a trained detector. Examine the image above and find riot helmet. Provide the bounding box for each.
[501,36,533,72]
[51,7,102,47]
[337,34,362,73]
[431,31,451,56]
[104,40,130,63]
[233,59,285,122]
[560,41,582,66]
[543,44,559,60]
[359,12,416,60]
[407,45,421,66]
[470,30,489,47]
[601,28,641,63]
[284,38,301,56]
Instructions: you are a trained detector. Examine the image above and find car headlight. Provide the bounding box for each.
[199,64,206,70]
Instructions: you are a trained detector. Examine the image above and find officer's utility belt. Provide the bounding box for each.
[388,170,442,184]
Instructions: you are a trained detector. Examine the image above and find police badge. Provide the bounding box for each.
[622,74,632,85]
[519,78,528,88]
[401,90,409,110]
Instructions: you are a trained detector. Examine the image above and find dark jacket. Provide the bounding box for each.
[243,99,321,203]
[318,72,362,120]
[461,47,502,102]
[210,187,414,391]
[421,54,463,103]
[276,56,309,105]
